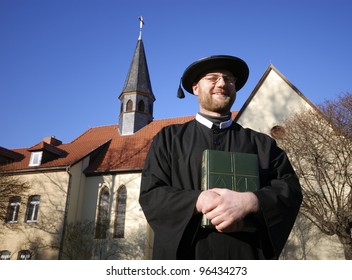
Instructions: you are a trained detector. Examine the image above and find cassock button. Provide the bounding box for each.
[214,138,220,145]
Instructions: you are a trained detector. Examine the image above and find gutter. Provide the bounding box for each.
[0,166,67,175]
[58,165,72,260]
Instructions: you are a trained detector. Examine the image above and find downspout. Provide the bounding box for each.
[58,165,72,259]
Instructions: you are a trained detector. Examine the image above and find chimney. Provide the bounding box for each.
[43,136,62,146]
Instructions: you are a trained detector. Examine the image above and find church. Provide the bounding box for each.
[0,25,344,260]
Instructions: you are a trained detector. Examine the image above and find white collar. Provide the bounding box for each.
[195,113,233,129]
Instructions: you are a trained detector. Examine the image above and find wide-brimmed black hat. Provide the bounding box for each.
[177,55,249,98]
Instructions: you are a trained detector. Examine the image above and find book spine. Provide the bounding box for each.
[201,149,208,191]
[201,149,212,228]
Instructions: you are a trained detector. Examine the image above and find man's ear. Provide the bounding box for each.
[192,83,199,96]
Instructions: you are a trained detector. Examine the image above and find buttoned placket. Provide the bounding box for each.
[195,113,233,149]
[212,127,221,147]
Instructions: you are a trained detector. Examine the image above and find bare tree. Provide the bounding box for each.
[60,220,101,260]
[320,92,352,139]
[59,220,145,260]
[277,93,352,259]
[0,173,30,228]
[280,213,324,259]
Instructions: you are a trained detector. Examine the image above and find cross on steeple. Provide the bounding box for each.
[138,16,144,40]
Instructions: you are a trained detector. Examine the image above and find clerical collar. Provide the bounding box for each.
[196,113,233,129]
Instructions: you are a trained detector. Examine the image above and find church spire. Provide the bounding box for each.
[120,38,154,97]
[118,17,155,136]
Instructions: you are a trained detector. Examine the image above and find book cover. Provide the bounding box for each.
[201,149,260,228]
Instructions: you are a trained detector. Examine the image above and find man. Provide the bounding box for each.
[139,55,302,259]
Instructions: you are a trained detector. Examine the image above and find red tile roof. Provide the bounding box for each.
[85,115,196,174]
[0,115,195,174]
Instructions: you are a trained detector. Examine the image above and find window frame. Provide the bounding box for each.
[95,187,110,239]
[17,250,32,260]
[6,196,21,223]
[25,195,40,223]
[0,250,11,260]
[126,99,133,112]
[29,151,43,166]
[113,185,127,238]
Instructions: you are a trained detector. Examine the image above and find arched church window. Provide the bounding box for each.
[113,185,127,238]
[126,100,133,112]
[95,186,110,239]
[138,100,145,112]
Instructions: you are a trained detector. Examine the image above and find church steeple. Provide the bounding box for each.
[118,17,155,135]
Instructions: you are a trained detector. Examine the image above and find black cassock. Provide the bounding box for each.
[139,117,302,259]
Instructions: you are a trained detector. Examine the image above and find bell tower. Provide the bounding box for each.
[118,17,155,135]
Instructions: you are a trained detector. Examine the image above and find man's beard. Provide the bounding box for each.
[198,93,236,114]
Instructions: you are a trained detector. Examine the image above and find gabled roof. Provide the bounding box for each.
[234,64,318,122]
[28,141,67,157]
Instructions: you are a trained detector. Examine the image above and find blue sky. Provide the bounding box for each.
[1,0,351,148]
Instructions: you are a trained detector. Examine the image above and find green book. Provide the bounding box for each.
[201,149,260,228]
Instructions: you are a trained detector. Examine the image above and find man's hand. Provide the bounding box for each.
[199,188,259,233]
[195,190,219,214]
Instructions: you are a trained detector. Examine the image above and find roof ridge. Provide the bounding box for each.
[152,114,195,121]
[68,124,117,144]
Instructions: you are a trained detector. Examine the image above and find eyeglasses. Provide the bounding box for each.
[202,74,237,85]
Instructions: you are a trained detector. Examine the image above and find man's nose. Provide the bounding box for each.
[215,76,226,86]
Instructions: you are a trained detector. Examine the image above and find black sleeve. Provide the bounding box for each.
[139,128,201,259]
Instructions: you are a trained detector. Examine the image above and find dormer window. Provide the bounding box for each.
[27,138,66,167]
[29,151,43,166]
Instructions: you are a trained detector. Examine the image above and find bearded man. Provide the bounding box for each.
[139,55,302,260]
